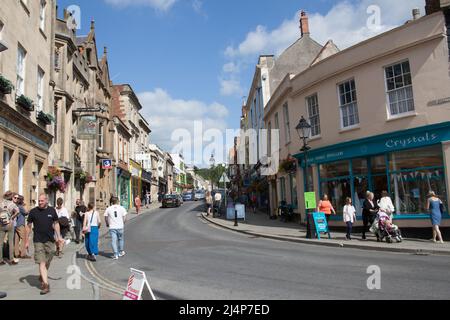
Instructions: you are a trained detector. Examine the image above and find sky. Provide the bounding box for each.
[56,0,426,166]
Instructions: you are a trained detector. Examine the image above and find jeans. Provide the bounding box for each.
[0,228,14,261]
[110,229,124,257]
[346,222,353,239]
[74,219,83,242]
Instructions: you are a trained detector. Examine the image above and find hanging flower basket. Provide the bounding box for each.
[16,94,34,111]
[75,169,93,185]
[279,157,297,173]
[0,75,14,95]
[37,111,55,125]
[46,167,66,193]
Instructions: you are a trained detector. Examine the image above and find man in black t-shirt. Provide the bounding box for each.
[73,199,87,244]
[27,194,64,295]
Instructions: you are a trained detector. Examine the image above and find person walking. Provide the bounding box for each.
[214,191,222,217]
[134,195,142,215]
[362,191,379,240]
[55,198,70,257]
[0,191,20,265]
[317,194,336,226]
[73,199,86,244]
[343,197,357,240]
[378,191,395,222]
[251,194,257,214]
[82,203,101,261]
[105,197,128,260]
[427,191,445,244]
[14,195,30,259]
[145,192,151,208]
[205,192,213,216]
[27,194,64,295]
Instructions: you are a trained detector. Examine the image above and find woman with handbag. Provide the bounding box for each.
[427,191,445,244]
[82,203,101,261]
[55,198,71,257]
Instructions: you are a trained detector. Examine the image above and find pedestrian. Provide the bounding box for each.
[0,191,20,265]
[145,192,150,209]
[26,194,64,295]
[362,191,379,240]
[251,194,257,214]
[14,195,30,259]
[82,203,101,261]
[73,200,86,244]
[427,191,445,244]
[377,190,395,222]
[55,198,70,257]
[205,192,213,216]
[134,195,141,215]
[317,194,336,226]
[343,197,357,240]
[104,197,128,260]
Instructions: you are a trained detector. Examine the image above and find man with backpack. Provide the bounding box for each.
[0,191,20,265]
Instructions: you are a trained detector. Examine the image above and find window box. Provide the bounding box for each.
[16,94,34,111]
[0,75,14,95]
[37,110,54,125]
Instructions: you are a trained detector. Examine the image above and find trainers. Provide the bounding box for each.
[112,255,119,260]
[119,251,126,257]
[40,283,50,295]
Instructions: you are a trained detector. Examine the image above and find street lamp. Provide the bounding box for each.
[295,116,312,238]
[209,154,215,191]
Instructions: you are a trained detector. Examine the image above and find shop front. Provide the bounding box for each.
[141,169,152,202]
[295,122,450,227]
[116,164,131,210]
[129,160,142,209]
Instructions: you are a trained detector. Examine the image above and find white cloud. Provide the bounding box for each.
[223,62,240,74]
[104,0,177,11]
[192,0,207,17]
[138,88,230,165]
[219,78,243,96]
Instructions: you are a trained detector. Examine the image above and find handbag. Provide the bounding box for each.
[82,211,96,234]
[440,202,446,214]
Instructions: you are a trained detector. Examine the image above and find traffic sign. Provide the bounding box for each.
[102,159,112,169]
[220,173,230,183]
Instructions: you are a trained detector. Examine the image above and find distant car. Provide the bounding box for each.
[162,194,182,208]
[194,191,206,201]
[182,192,194,201]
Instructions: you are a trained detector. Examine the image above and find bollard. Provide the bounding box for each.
[234,209,238,227]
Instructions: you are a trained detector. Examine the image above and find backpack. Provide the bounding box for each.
[0,201,12,227]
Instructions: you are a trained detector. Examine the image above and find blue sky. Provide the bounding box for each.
[56,0,425,165]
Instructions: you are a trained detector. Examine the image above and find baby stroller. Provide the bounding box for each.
[371,211,402,243]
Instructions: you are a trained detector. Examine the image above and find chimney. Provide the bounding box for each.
[425,0,441,15]
[300,11,310,37]
[412,8,421,20]
[90,20,95,30]
[63,8,69,21]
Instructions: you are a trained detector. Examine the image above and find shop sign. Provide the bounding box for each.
[0,115,49,150]
[77,116,97,140]
[304,192,317,210]
[141,170,152,182]
[131,167,140,177]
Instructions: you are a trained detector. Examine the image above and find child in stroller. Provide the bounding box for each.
[371,211,403,243]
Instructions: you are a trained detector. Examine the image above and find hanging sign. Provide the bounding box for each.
[123,268,156,301]
[77,116,97,140]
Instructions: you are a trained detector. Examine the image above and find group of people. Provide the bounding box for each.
[317,190,446,243]
[1,190,130,295]
[205,191,223,217]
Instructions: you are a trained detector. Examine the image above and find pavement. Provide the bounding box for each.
[201,208,450,256]
[0,202,161,300]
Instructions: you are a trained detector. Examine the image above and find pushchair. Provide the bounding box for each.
[370,211,402,243]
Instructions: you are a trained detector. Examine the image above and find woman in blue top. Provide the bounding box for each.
[426,191,444,244]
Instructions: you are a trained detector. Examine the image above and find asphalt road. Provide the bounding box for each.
[87,202,450,300]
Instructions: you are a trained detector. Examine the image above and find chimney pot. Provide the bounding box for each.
[412,8,421,20]
[300,10,310,37]
[91,20,95,30]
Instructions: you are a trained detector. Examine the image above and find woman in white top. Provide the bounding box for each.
[343,197,357,240]
[82,203,101,261]
[55,198,70,256]
[378,190,395,222]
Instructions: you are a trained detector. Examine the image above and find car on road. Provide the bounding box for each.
[182,192,194,202]
[162,194,183,208]
[194,190,206,201]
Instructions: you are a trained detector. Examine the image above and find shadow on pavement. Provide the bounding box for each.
[19,275,41,290]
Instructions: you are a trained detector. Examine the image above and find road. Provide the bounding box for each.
[81,202,450,300]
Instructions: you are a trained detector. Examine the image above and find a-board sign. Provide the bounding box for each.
[123,268,156,300]
[312,212,330,240]
[304,192,317,210]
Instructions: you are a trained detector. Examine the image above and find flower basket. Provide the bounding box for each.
[37,111,55,125]
[75,169,92,185]
[0,75,14,95]
[46,167,66,193]
[16,94,34,111]
[279,157,297,173]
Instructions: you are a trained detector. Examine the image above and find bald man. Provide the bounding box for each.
[27,195,64,295]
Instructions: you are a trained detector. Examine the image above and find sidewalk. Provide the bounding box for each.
[0,201,162,300]
[202,210,450,256]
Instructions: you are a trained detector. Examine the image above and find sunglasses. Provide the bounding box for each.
[13,196,19,199]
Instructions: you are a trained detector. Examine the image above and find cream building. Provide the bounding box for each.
[0,0,55,207]
[265,6,450,228]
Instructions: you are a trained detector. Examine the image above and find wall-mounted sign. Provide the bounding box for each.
[428,97,450,107]
[102,159,112,170]
[135,153,151,161]
[77,116,97,140]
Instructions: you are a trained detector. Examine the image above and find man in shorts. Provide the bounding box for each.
[27,194,64,295]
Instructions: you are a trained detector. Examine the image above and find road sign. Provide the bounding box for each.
[220,173,230,183]
[304,192,317,210]
[123,268,156,301]
[135,153,151,161]
[102,159,112,169]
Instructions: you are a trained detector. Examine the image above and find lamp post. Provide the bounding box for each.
[209,154,216,217]
[295,116,312,238]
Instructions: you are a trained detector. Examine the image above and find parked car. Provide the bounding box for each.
[182,192,194,201]
[162,194,182,208]
[194,191,206,201]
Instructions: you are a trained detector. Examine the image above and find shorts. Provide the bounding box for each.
[34,242,56,264]
[206,204,212,209]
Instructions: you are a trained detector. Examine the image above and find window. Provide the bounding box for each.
[2,149,11,192]
[385,61,414,116]
[338,79,359,128]
[37,67,44,111]
[39,0,46,32]
[54,104,58,143]
[16,44,26,96]
[274,113,279,130]
[279,177,286,202]
[306,94,321,137]
[98,122,104,150]
[289,174,298,207]
[119,138,123,161]
[283,103,291,143]
[54,48,60,70]
[18,154,24,195]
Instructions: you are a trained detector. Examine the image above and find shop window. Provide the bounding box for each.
[306,94,321,137]
[338,79,359,128]
[385,61,414,116]
[353,176,369,216]
[352,158,368,176]
[320,178,351,214]
[320,160,350,179]
[371,155,386,174]
[389,145,443,171]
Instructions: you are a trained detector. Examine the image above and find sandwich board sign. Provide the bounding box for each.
[123,268,156,300]
[312,212,330,240]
